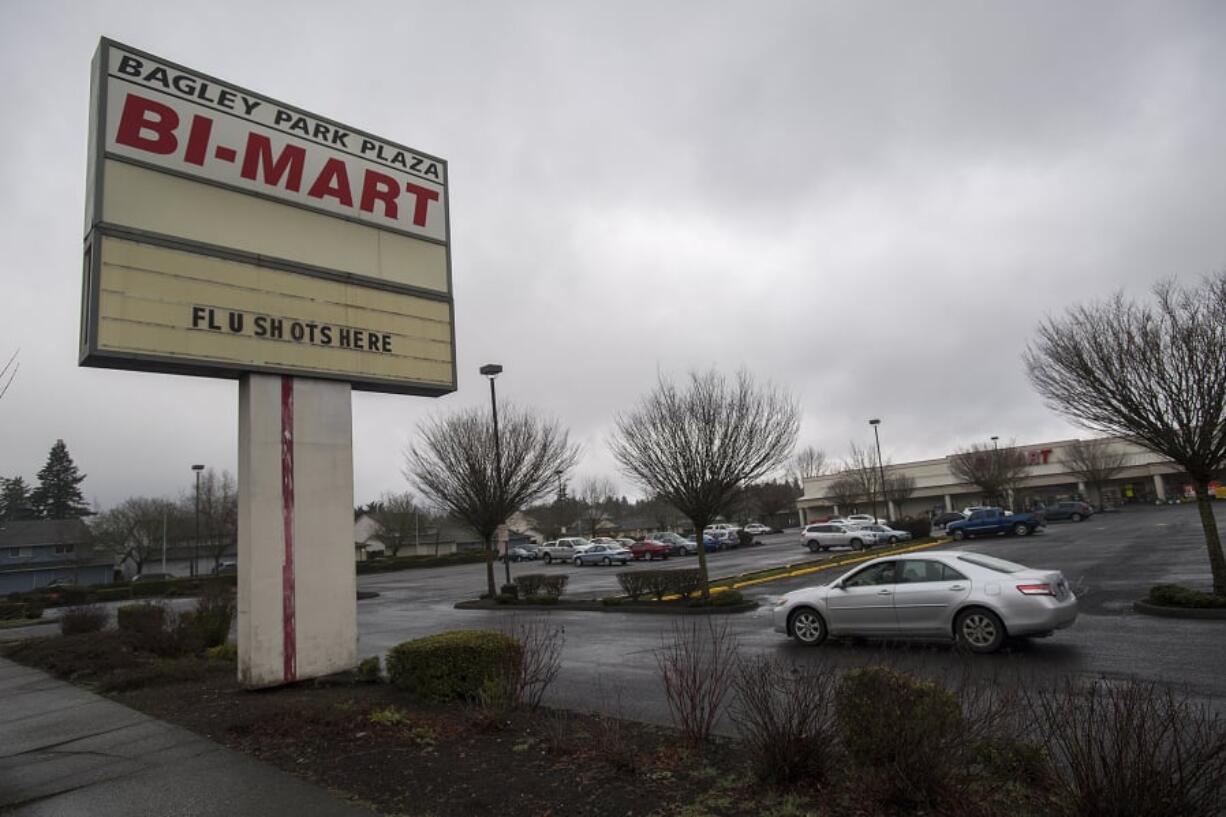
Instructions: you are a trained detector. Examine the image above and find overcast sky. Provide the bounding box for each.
[1,1,1224,509]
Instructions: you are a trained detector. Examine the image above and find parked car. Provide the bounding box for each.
[772,551,1078,653]
[589,537,621,546]
[945,507,1045,540]
[538,537,591,564]
[501,545,539,563]
[630,539,672,561]
[685,533,720,553]
[1042,501,1093,522]
[132,572,175,583]
[845,514,886,526]
[212,561,237,576]
[857,524,911,545]
[616,538,637,548]
[743,522,772,536]
[931,511,965,530]
[801,523,871,552]
[647,532,696,556]
[573,543,632,566]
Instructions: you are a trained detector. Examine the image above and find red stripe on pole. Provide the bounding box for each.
[280,376,297,683]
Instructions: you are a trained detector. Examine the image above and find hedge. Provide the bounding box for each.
[0,601,43,620]
[623,569,704,601]
[514,574,547,598]
[1149,584,1226,609]
[117,603,167,638]
[888,517,932,540]
[386,629,521,702]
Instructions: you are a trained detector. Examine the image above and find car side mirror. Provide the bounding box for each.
[830,580,844,590]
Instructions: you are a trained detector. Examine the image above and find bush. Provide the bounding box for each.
[60,604,108,635]
[205,643,237,661]
[540,575,568,598]
[0,601,42,620]
[656,619,738,745]
[386,629,522,702]
[116,603,169,651]
[499,583,519,599]
[709,589,745,607]
[731,657,838,784]
[640,569,703,601]
[617,572,647,600]
[93,587,131,602]
[1026,679,1226,817]
[495,593,518,605]
[1149,583,1226,609]
[190,583,236,648]
[836,667,964,805]
[514,574,546,598]
[357,655,381,682]
[130,580,173,598]
[601,596,623,606]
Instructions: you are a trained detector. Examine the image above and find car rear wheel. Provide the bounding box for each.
[951,529,965,541]
[1071,513,1083,522]
[544,554,553,565]
[788,608,827,646]
[644,552,653,561]
[601,557,611,566]
[1012,522,1029,536]
[850,538,863,551]
[955,608,1006,653]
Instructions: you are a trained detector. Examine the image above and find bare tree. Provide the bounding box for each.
[195,469,237,571]
[790,445,827,484]
[1025,274,1226,593]
[844,442,888,519]
[577,476,617,537]
[610,369,799,599]
[404,404,580,597]
[1061,439,1130,511]
[93,497,177,575]
[0,349,17,402]
[949,443,1030,509]
[884,472,917,516]
[369,491,421,557]
[827,473,863,513]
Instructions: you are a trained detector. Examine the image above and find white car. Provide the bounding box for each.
[772,551,1078,653]
[801,523,873,552]
[857,524,912,545]
[845,514,886,526]
[743,522,772,535]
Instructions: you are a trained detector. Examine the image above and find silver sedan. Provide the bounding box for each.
[772,551,1078,653]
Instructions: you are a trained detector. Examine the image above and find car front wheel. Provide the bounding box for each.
[850,538,863,551]
[1012,523,1029,536]
[951,529,965,541]
[601,557,611,566]
[888,536,898,545]
[544,554,553,564]
[789,608,828,646]
[955,608,1006,653]
[807,541,820,553]
[1071,513,1083,522]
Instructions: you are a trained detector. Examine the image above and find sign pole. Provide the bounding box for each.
[237,373,357,687]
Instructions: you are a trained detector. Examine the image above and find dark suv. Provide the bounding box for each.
[1043,501,1093,522]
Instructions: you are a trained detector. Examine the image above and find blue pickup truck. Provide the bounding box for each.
[945,507,1044,540]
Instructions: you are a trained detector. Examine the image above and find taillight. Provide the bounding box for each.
[1016,583,1054,596]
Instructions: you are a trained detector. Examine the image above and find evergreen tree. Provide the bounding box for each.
[0,476,34,521]
[29,440,90,519]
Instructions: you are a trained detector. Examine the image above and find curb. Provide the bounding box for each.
[1133,600,1226,620]
[454,599,760,615]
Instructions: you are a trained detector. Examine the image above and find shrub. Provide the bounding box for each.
[495,593,518,605]
[731,656,838,784]
[357,655,381,682]
[93,587,131,602]
[23,601,44,619]
[205,643,237,661]
[386,629,522,702]
[499,583,519,599]
[617,572,647,599]
[130,580,173,598]
[836,667,964,805]
[709,589,745,607]
[514,574,546,598]
[60,604,108,635]
[368,705,407,726]
[540,575,568,598]
[656,619,738,745]
[601,596,623,607]
[1149,583,1226,609]
[1026,679,1226,817]
[0,601,39,620]
[116,603,171,652]
[190,583,236,648]
[640,569,703,601]
[531,596,558,605]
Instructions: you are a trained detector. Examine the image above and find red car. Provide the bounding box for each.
[630,539,671,561]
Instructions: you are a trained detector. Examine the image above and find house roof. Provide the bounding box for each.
[0,518,93,548]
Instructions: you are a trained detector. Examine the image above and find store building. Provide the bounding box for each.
[796,436,1218,524]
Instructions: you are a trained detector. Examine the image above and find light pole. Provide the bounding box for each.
[991,435,999,451]
[480,363,507,586]
[869,419,887,521]
[191,464,204,577]
[555,468,564,502]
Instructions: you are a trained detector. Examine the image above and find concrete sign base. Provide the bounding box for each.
[237,373,357,688]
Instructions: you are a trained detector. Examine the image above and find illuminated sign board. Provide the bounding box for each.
[80,39,455,395]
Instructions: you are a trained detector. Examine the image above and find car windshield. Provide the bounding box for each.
[956,553,1030,574]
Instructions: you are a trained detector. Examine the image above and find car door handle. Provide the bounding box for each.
[948,585,965,591]
[877,588,892,595]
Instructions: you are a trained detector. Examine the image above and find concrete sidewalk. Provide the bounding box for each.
[0,658,377,816]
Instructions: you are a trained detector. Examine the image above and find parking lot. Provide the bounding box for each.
[355,503,1226,726]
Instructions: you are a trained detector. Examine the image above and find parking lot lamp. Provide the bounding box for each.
[191,464,205,577]
[480,364,507,585]
[869,419,886,521]
[991,435,999,451]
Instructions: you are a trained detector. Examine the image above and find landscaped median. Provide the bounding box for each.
[1133,583,1226,620]
[455,538,948,614]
